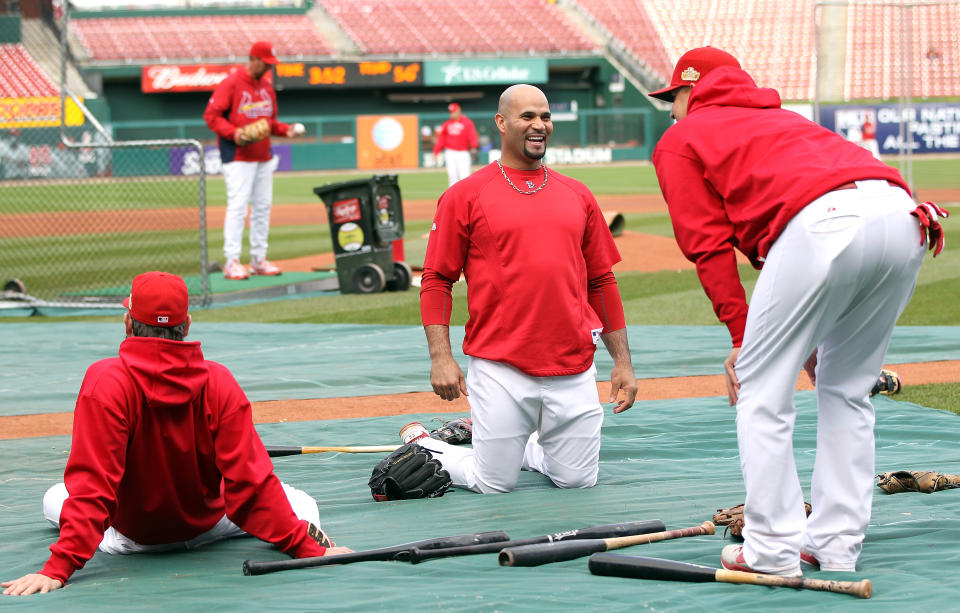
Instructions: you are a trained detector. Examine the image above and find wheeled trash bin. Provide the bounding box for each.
[313,174,412,294]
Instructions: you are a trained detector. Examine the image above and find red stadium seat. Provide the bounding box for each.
[0,44,58,96]
[71,14,335,62]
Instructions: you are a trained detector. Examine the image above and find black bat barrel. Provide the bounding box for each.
[499,539,608,567]
[243,530,509,576]
[588,554,718,582]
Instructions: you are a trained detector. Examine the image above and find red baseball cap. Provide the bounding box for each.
[448,102,460,112]
[122,271,189,328]
[250,41,278,65]
[649,46,741,101]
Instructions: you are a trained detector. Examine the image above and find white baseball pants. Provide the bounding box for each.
[416,357,604,493]
[734,180,925,575]
[442,149,472,186]
[42,481,321,554]
[222,156,279,262]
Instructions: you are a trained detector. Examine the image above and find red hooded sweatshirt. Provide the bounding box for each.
[652,66,908,346]
[203,66,289,163]
[39,336,325,584]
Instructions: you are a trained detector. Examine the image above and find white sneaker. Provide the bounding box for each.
[223,258,249,280]
[399,422,430,445]
[250,258,282,276]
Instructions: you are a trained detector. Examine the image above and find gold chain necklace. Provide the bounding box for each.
[497,160,548,195]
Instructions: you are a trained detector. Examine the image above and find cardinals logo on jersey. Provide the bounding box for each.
[238,89,274,118]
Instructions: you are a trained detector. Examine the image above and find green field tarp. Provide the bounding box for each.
[1,394,958,611]
[1,324,959,417]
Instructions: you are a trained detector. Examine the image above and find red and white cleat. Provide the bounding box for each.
[223,258,249,280]
[250,258,282,276]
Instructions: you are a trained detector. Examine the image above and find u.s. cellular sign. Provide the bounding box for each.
[424,58,547,86]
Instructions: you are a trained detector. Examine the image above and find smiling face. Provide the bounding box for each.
[495,85,553,169]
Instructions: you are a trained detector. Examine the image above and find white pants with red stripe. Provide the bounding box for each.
[42,481,320,554]
[416,357,604,493]
[442,149,472,186]
[222,156,279,262]
[734,180,925,575]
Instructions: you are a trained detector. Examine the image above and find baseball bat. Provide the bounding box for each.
[242,530,509,576]
[265,444,399,457]
[588,554,872,599]
[405,519,666,564]
[499,521,715,567]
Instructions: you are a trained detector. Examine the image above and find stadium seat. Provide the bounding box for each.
[72,14,335,62]
[316,0,597,56]
[0,44,58,97]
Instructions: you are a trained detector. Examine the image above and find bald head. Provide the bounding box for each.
[498,84,547,116]
[495,84,552,170]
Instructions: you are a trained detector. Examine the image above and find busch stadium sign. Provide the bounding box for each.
[424,58,547,86]
[141,65,237,93]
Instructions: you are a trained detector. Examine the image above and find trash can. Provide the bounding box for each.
[313,174,412,294]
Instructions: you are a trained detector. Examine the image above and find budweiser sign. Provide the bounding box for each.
[142,64,238,93]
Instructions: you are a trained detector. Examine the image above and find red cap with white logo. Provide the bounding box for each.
[250,41,278,65]
[122,271,189,328]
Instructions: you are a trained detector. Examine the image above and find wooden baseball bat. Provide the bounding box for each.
[242,530,509,576]
[405,519,666,564]
[265,444,399,457]
[588,553,872,599]
[499,521,715,567]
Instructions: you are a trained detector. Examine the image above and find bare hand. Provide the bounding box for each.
[430,355,468,401]
[2,574,63,596]
[609,364,638,414]
[233,129,250,146]
[323,546,354,555]
[803,348,818,386]
[724,347,741,406]
[286,123,305,138]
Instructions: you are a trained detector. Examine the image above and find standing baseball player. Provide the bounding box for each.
[1,271,350,596]
[401,84,637,494]
[203,40,305,281]
[649,47,947,576]
[433,102,479,186]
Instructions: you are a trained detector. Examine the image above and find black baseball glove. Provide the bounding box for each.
[369,443,452,502]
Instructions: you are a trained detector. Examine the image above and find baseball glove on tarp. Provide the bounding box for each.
[713,502,813,540]
[369,443,452,502]
[876,470,960,494]
[429,416,473,445]
[870,369,901,397]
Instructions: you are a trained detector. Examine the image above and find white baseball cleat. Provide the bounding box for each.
[223,258,249,280]
[249,258,282,276]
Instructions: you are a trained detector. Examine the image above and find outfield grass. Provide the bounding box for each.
[3,160,957,411]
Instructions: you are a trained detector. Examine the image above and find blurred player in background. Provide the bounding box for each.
[649,46,946,577]
[405,84,637,494]
[433,102,479,186]
[204,41,306,281]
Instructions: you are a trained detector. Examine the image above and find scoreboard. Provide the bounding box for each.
[275,61,423,89]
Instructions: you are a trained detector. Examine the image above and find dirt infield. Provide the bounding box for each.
[3,188,957,238]
[3,188,958,440]
[2,360,957,440]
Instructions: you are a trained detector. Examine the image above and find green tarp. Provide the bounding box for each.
[1,395,958,611]
[2,324,959,417]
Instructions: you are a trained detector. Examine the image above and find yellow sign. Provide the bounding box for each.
[356,114,419,170]
[0,96,85,128]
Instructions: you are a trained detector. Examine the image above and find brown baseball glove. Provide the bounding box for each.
[713,501,813,540]
[235,118,270,145]
[876,470,960,494]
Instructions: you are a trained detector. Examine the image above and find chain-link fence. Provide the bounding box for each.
[0,118,209,308]
[1,3,209,310]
